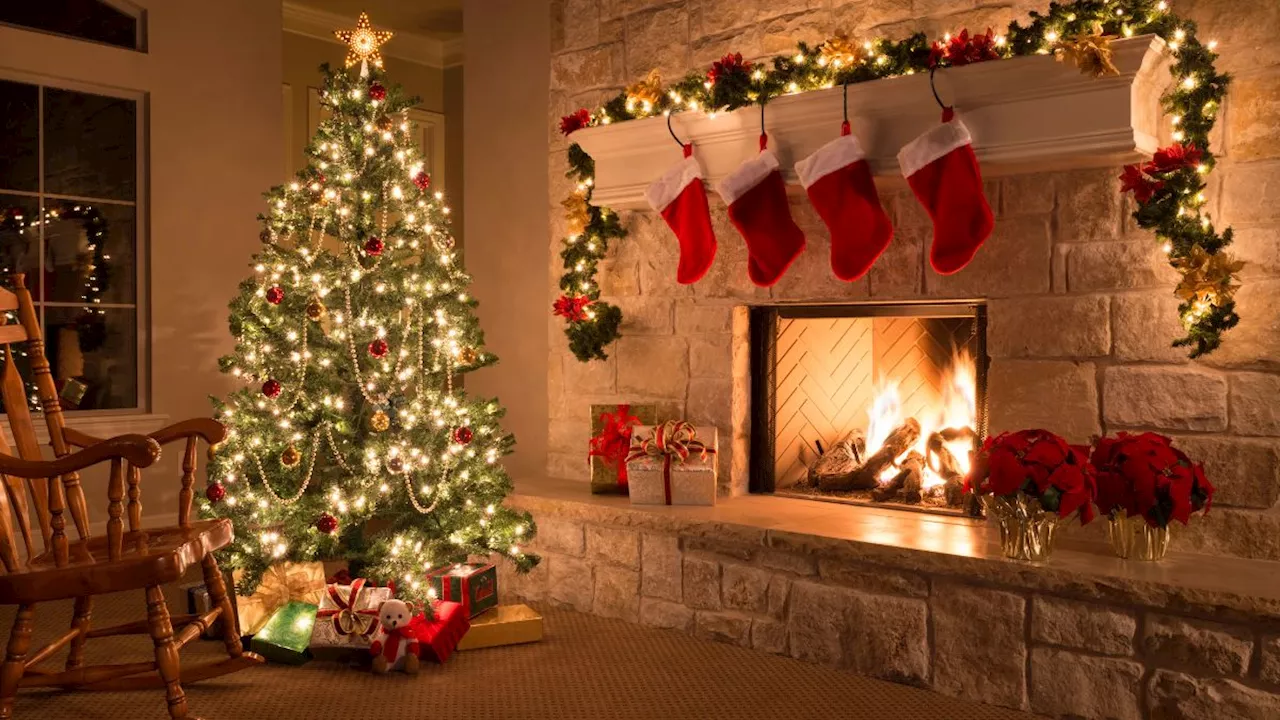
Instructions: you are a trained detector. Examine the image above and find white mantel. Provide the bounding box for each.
[573,35,1172,210]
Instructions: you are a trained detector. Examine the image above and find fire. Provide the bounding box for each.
[865,348,977,492]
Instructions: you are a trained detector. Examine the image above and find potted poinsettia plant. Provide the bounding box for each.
[966,429,1096,561]
[1091,432,1214,561]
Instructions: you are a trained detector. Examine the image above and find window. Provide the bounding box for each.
[0,77,144,413]
[0,1,143,51]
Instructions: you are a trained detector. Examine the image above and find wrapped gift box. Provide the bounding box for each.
[249,601,317,665]
[310,578,391,652]
[427,563,498,618]
[182,571,237,640]
[234,561,327,637]
[589,403,658,494]
[458,604,543,651]
[417,600,470,664]
[627,422,718,506]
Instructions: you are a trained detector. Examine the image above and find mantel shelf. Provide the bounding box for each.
[572,35,1173,210]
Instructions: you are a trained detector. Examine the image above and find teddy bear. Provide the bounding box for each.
[369,599,421,674]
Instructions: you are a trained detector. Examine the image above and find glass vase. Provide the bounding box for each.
[1108,514,1172,561]
[982,495,1060,561]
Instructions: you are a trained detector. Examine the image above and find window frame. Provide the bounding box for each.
[0,68,151,421]
[0,0,147,53]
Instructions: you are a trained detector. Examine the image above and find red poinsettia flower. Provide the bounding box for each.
[708,52,751,85]
[552,294,592,323]
[931,28,1001,68]
[966,429,1097,525]
[1119,164,1164,204]
[1149,143,1204,173]
[1090,432,1213,528]
[559,108,592,136]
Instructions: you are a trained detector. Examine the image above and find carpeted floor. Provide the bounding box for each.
[2,589,1035,720]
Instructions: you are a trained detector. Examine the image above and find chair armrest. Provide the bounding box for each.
[64,418,227,449]
[0,435,161,479]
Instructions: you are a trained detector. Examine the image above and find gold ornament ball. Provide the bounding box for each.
[306,299,326,321]
[387,456,404,473]
[459,347,480,366]
[281,445,301,468]
[370,410,391,432]
[206,443,221,462]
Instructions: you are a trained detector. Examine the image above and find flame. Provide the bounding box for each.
[864,348,977,493]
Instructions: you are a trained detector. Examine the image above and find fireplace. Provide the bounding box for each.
[749,301,988,517]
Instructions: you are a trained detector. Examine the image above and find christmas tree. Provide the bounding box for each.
[204,16,537,602]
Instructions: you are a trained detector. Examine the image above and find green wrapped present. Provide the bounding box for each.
[588,403,657,494]
[427,563,498,618]
[249,601,317,665]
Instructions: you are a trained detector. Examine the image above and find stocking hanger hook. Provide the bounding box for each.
[668,112,693,157]
[929,66,955,122]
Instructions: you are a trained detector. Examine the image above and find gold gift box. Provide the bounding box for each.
[457,604,543,651]
[589,404,657,494]
[233,561,327,636]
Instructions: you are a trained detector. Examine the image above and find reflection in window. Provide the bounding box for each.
[0,1,139,50]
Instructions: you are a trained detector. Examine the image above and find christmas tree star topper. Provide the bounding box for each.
[334,12,393,71]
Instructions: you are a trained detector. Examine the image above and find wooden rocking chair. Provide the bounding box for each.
[0,275,261,719]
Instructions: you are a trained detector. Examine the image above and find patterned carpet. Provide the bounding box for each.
[2,589,1035,720]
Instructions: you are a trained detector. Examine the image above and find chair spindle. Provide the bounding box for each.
[178,437,197,528]
[107,459,125,561]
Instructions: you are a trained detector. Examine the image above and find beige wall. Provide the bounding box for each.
[463,0,552,479]
[0,1,284,523]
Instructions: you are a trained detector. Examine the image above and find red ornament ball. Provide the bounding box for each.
[413,171,431,191]
[315,513,339,535]
[452,426,474,445]
[368,338,389,358]
[205,483,226,503]
[369,83,387,101]
[262,379,282,399]
[364,236,384,256]
[265,285,284,305]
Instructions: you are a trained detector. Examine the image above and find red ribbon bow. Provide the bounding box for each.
[626,421,716,504]
[317,578,381,639]
[588,405,641,489]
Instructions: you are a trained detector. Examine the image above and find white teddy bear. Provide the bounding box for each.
[368,598,421,674]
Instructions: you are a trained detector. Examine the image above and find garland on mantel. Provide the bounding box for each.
[555,0,1238,362]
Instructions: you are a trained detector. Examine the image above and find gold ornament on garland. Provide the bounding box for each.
[334,12,393,70]
[562,192,591,237]
[281,445,301,468]
[370,410,390,432]
[625,69,663,112]
[1052,25,1119,78]
[818,33,864,68]
[386,456,404,473]
[458,346,480,366]
[306,298,326,321]
[1172,245,1245,304]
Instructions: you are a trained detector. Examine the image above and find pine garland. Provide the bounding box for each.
[556,0,1239,361]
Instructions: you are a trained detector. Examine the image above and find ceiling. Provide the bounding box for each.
[293,0,462,41]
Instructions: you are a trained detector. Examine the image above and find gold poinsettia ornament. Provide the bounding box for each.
[562,192,591,236]
[625,69,663,112]
[1172,244,1245,303]
[1052,24,1119,77]
[819,33,864,68]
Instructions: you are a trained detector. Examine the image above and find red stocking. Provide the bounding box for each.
[715,136,806,287]
[796,125,892,281]
[898,111,994,275]
[646,144,717,284]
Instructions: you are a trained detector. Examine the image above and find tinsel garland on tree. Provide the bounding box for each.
[556,0,1239,360]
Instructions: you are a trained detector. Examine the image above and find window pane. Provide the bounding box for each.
[44,88,136,201]
[44,306,136,410]
[0,194,42,289]
[0,2,138,50]
[0,80,38,192]
[43,202,134,305]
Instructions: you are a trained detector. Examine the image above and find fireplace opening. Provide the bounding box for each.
[749,302,988,518]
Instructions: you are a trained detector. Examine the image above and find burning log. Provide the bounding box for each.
[871,451,925,503]
[928,428,973,507]
[846,418,921,491]
[809,431,867,490]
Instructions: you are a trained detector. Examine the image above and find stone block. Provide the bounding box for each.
[615,296,674,335]
[695,610,752,647]
[988,295,1111,358]
[548,416,590,458]
[1170,435,1280,509]
[548,554,595,611]
[562,352,618,394]
[690,0,825,39]
[1143,614,1253,677]
[1029,648,1143,720]
[640,597,694,632]
[1002,172,1057,216]
[926,216,1052,297]
[770,199,871,301]
[1031,597,1136,656]
[1199,280,1280,371]
[682,557,721,610]
[1112,293,1192,363]
[1103,366,1228,432]
[988,360,1100,443]
[1179,506,1280,562]
[546,452,583,480]
[686,378,732,429]
[932,582,1027,710]
[721,564,770,614]
[1231,372,1280,436]
[767,574,791,618]
[586,525,640,568]
[1055,167,1125,242]
[787,581,850,666]
[498,555,549,602]
[689,335,732,379]
[593,565,640,622]
[616,336,688,398]
[1228,70,1280,161]
[1180,0,1280,74]
[816,559,928,598]
[1262,636,1280,687]
[1067,240,1179,292]
[536,518,585,555]
[676,304,733,334]
[624,6,690,79]
[551,43,624,91]
[694,205,770,302]
[846,593,929,686]
[869,224,924,297]
[756,549,816,576]
[1232,225,1280,279]
[641,533,682,601]
[1148,669,1280,720]
[752,618,788,655]
[1222,162,1280,224]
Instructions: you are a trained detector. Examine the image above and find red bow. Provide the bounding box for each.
[317,578,380,639]
[588,405,641,489]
